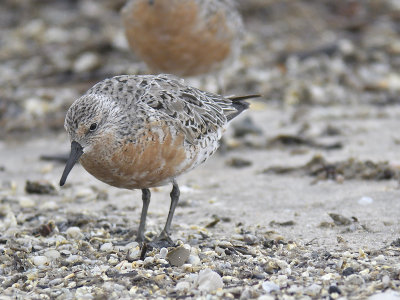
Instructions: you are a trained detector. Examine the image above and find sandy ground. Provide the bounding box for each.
[1,0,400,299]
[1,103,400,299]
[2,104,400,251]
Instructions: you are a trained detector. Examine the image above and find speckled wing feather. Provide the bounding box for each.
[86,74,241,145]
[138,75,238,144]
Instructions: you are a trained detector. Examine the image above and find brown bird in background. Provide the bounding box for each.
[121,0,244,78]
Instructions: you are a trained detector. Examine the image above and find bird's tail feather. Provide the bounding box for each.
[226,94,261,121]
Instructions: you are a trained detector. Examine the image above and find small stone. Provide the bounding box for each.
[60,249,71,256]
[100,242,113,252]
[243,234,258,245]
[167,244,191,267]
[360,268,370,276]
[159,247,168,259]
[175,281,191,292]
[358,196,373,205]
[382,275,390,287]
[40,201,58,210]
[376,255,386,263]
[304,283,321,297]
[258,296,275,300]
[127,246,141,261]
[18,196,35,208]
[32,255,49,266]
[157,258,168,265]
[328,285,341,294]
[196,268,223,292]
[226,157,252,168]
[329,213,352,226]
[218,240,233,248]
[66,227,84,239]
[342,267,355,276]
[321,273,333,281]
[262,281,279,293]
[108,254,119,265]
[123,241,139,251]
[0,210,17,230]
[73,52,100,73]
[44,249,60,260]
[346,274,365,286]
[48,278,64,287]
[143,257,154,265]
[287,285,301,294]
[368,290,400,300]
[25,180,56,195]
[66,255,82,264]
[75,188,95,199]
[187,254,201,266]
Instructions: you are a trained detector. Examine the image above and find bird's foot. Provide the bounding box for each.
[135,233,148,245]
[148,230,175,249]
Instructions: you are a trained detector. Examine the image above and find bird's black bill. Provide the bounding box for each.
[59,141,83,186]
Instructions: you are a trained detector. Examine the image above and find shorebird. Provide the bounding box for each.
[59,74,258,246]
[121,0,244,77]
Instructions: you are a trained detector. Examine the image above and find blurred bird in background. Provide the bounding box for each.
[121,0,244,91]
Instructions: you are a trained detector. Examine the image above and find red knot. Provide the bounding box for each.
[121,0,243,77]
[59,74,259,246]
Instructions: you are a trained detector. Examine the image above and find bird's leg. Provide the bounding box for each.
[151,180,180,247]
[136,188,151,243]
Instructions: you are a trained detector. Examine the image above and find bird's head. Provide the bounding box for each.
[59,94,119,186]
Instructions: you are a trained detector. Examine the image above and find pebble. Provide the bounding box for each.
[382,274,390,287]
[108,254,119,265]
[258,296,275,300]
[159,248,168,259]
[342,267,355,276]
[143,257,154,265]
[262,281,280,293]
[244,234,258,245]
[39,201,58,210]
[44,249,61,260]
[66,255,82,264]
[73,52,100,73]
[304,283,321,297]
[66,227,84,239]
[127,246,141,261]
[18,196,35,208]
[368,290,400,300]
[32,256,49,266]
[375,255,386,264]
[321,273,334,281]
[358,196,374,205]
[175,281,191,292]
[196,268,223,292]
[167,244,191,267]
[346,274,365,286]
[0,210,17,231]
[1,1,399,299]
[123,241,139,251]
[187,254,201,266]
[75,188,95,199]
[287,285,301,294]
[100,242,113,252]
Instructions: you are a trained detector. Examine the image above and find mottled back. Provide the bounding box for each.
[85,74,239,144]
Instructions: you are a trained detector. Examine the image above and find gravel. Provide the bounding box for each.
[1,0,400,298]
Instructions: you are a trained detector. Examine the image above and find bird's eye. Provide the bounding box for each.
[89,123,98,131]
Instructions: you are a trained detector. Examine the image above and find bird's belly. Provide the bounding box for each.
[80,132,199,189]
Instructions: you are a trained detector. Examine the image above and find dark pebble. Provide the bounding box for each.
[328,285,341,294]
[342,267,355,276]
